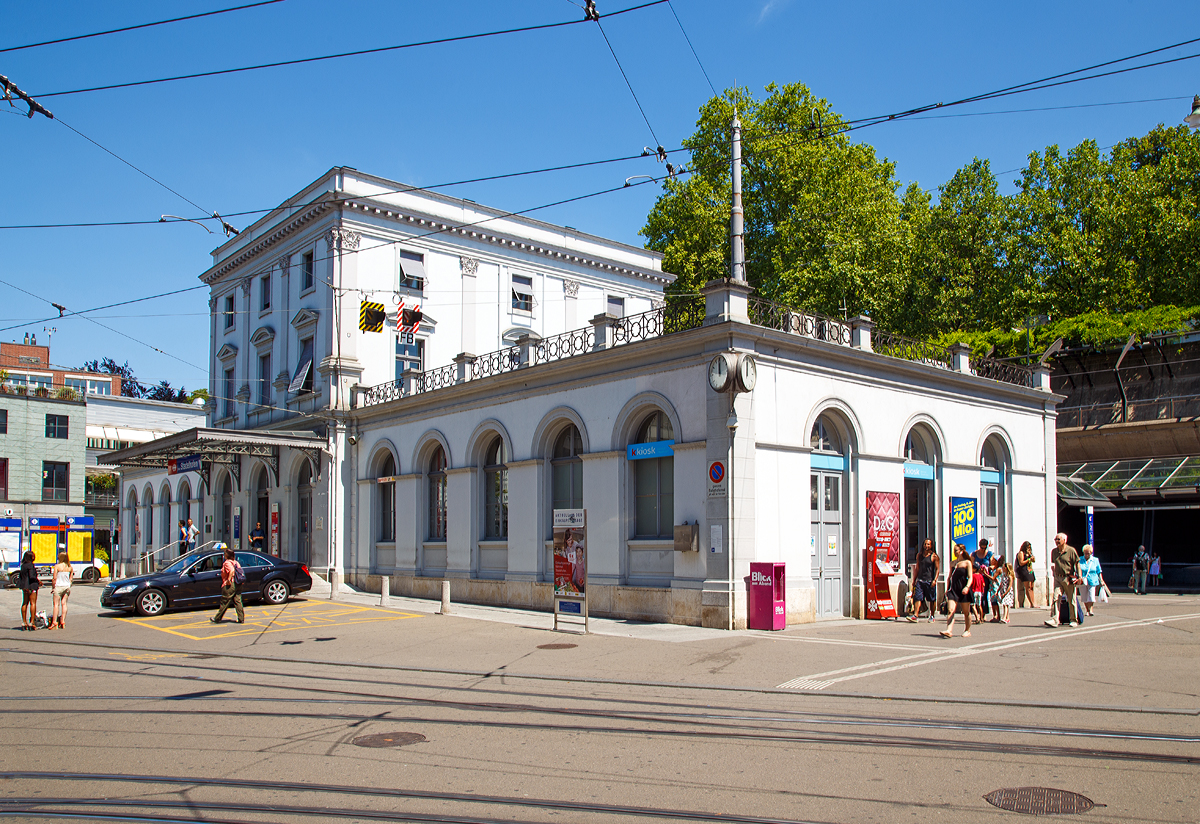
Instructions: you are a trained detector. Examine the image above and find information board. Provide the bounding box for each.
[552,509,587,633]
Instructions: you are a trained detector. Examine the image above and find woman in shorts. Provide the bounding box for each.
[50,551,72,630]
[18,550,40,630]
[1015,541,1036,608]
[940,546,974,638]
[907,540,939,623]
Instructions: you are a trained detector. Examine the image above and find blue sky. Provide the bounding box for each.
[3,0,1198,388]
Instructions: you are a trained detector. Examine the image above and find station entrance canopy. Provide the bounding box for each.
[101,427,325,489]
[1059,456,1200,507]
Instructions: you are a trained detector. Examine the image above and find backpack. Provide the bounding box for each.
[233,562,245,585]
[1135,553,1148,571]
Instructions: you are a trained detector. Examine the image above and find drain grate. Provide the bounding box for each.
[985,787,1096,815]
[537,643,578,650]
[352,732,426,748]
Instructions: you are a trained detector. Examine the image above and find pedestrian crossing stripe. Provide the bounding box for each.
[776,677,834,691]
[360,300,386,332]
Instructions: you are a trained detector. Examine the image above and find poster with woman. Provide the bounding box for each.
[553,526,586,595]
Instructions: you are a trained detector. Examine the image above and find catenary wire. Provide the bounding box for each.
[32,0,670,98]
[593,18,662,148]
[666,0,716,96]
[0,0,286,54]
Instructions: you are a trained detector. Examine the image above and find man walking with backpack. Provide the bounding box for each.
[1131,545,1150,594]
[211,546,245,624]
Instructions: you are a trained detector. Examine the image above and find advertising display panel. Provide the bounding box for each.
[0,519,22,579]
[270,502,280,556]
[865,492,900,620]
[950,497,977,554]
[29,517,59,565]
[552,509,587,632]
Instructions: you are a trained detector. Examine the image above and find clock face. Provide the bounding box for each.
[708,353,731,392]
[737,354,757,392]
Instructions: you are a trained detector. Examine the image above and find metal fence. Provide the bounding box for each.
[747,298,852,345]
[970,355,1034,388]
[1057,393,1200,428]
[872,330,954,370]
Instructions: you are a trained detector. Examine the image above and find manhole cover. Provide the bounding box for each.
[1000,651,1048,659]
[537,643,578,650]
[985,787,1097,815]
[352,732,426,748]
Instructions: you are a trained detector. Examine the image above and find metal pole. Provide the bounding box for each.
[727,393,737,631]
[730,113,746,283]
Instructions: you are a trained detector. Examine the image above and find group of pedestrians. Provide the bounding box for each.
[1129,545,1163,593]
[176,518,199,555]
[16,550,73,630]
[933,538,1014,638]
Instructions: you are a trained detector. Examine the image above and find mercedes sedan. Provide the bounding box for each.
[101,550,313,616]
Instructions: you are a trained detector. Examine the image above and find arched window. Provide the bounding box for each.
[483,436,508,539]
[178,479,191,524]
[981,440,1000,469]
[551,425,583,513]
[904,431,928,464]
[428,445,447,540]
[253,466,270,545]
[144,488,154,548]
[127,488,140,547]
[160,484,173,552]
[377,453,396,542]
[634,411,674,538]
[810,418,842,454]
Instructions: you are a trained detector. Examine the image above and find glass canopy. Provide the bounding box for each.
[1059,457,1200,494]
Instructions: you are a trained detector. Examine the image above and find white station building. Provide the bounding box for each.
[108,165,1061,627]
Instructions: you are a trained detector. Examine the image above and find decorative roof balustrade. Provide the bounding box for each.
[748,297,852,346]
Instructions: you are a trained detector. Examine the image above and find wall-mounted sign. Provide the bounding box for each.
[707,460,726,498]
[168,454,203,475]
[628,440,674,461]
[950,497,977,551]
[270,502,280,556]
[903,462,934,480]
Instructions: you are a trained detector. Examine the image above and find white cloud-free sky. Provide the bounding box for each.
[2,0,1198,387]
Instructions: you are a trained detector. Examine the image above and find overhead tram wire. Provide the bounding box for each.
[592,15,663,150]
[32,1,671,99]
[0,284,209,335]
[666,0,716,97]
[0,0,287,54]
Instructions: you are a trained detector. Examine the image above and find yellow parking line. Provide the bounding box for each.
[115,600,423,641]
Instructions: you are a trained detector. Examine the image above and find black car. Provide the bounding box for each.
[101,550,312,616]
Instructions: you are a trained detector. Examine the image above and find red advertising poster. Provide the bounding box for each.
[865,491,901,620]
[553,526,586,595]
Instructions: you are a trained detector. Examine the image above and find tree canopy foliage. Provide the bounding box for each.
[79,357,195,403]
[642,83,1200,358]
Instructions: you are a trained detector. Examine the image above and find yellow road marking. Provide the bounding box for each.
[115,599,422,641]
[107,652,187,661]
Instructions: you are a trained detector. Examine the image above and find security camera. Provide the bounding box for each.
[346,434,358,445]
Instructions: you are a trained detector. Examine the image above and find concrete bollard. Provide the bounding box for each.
[380,575,390,607]
[439,580,451,614]
[329,568,340,600]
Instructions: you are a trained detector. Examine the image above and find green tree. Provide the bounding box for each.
[641,83,915,327]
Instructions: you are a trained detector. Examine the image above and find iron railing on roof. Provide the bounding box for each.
[970,355,1035,388]
[359,296,706,408]
[871,330,954,370]
[1056,393,1200,428]
[748,297,852,346]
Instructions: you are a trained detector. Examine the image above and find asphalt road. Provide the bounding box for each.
[1,581,1197,824]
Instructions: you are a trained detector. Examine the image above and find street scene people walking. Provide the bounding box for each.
[1046,533,1081,628]
[907,539,939,623]
[185,519,198,552]
[49,552,72,630]
[210,547,244,624]
[998,560,1015,623]
[1015,540,1036,608]
[249,522,265,552]
[18,550,41,631]
[177,520,187,556]
[1078,544,1106,616]
[940,546,974,638]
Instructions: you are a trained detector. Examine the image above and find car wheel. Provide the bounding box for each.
[82,567,99,583]
[263,579,290,605]
[8,572,17,588]
[136,589,167,616]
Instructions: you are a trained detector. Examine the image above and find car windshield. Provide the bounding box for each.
[160,553,203,574]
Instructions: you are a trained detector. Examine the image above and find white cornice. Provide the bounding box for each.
[201,200,334,284]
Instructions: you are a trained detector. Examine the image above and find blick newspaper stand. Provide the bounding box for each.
[747,562,786,630]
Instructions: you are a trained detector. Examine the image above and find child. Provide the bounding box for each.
[971,567,987,624]
[989,556,1003,622]
[997,561,1014,623]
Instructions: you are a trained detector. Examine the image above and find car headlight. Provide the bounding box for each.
[113,584,136,595]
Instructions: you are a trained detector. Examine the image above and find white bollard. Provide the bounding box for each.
[380,575,390,607]
[439,580,451,614]
[329,567,340,600]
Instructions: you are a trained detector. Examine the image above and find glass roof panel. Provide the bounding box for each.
[1165,457,1200,488]
[1124,458,1187,490]
[1074,461,1118,484]
[1058,462,1086,477]
[1091,459,1149,491]
[1057,478,1111,502]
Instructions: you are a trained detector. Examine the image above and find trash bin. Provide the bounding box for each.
[747,562,786,630]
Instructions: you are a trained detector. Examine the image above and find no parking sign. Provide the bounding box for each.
[708,460,726,498]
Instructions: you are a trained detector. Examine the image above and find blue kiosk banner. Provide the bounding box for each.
[950,497,977,553]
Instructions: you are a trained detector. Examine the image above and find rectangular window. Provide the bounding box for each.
[399,249,426,291]
[395,332,424,379]
[42,461,69,502]
[511,274,533,312]
[0,409,6,434]
[29,374,51,391]
[224,368,236,418]
[301,251,314,292]
[88,379,111,395]
[0,458,7,500]
[607,295,625,318]
[289,338,314,395]
[260,274,271,311]
[378,481,395,542]
[258,353,272,406]
[45,414,69,439]
[65,377,88,395]
[224,294,236,330]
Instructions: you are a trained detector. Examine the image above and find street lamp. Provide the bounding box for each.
[1186,95,1200,129]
